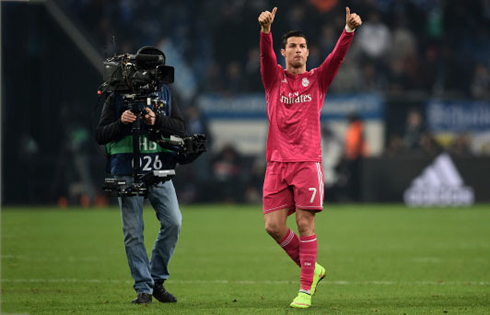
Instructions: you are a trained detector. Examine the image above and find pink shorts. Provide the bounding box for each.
[263,161,324,215]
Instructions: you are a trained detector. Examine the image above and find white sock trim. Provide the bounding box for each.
[279,230,294,247]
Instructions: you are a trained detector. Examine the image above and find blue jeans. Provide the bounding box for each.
[117,177,182,294]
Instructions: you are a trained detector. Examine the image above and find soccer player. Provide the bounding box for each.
[258,6,362,308]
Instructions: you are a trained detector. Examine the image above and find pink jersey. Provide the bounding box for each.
[260,30,354,162]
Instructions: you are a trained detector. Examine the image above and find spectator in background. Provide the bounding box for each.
[309,0,339,13]
[211,143,243,202]
[420,132,443,157]
[320,124,344,201]
[403,108,425,150]
[213,3,246,67]
[403,109,443,158]
[448,133,474,157]
[356,11,391,72]
[186,105,206,135]
[244,46,263,92]
[389,17,421,91]
[319,23,337,53]
[203,62,225,94]
[245,159,266,204]
[173,105,212,204]
[361,62,386,91]
[330,54,362,92]
[185,104,212,175]
[420,45,443,94]
[224,61,244,95]
[389,17,417,63]
[286,4,308,33]
[471,63,490,99]
[384,134,405,158]
[343,113,368,202]
[53,100,97,207]
[388,58,411,92]
[306,44,322,68]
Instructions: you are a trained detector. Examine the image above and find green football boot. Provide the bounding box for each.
[290,292,312,308]
[311,262,326,295]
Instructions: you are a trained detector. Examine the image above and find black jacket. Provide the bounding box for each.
[95,92,186,145]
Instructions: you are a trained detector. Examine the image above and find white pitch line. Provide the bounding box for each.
[1,279,489,286]
[3,255,488,264]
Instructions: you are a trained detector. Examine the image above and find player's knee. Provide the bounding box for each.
[264,221,276,235]
[264,221,284,239]
[296,218,314,236]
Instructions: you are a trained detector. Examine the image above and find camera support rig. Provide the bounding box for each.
[102,95,206,198]
[102,95,177,198]
[102,170,176,197]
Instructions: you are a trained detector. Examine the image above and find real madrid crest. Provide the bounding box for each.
[302,77,310,87]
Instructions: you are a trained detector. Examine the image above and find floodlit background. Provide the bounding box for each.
[2,0,490,207]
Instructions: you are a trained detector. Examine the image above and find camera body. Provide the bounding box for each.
[147,133,207,165]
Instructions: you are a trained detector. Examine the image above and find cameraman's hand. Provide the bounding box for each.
[121,110,137,125]
[143,108,156,126]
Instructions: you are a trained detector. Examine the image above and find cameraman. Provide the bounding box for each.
[95,84,185,304]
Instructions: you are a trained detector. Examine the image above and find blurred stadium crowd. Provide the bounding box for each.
[62,0,490,98]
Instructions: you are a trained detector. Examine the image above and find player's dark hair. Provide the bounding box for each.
[281,30,308,49]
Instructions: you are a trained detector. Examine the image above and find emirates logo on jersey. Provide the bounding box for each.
[302,77,310,87]
[280,92,312,104]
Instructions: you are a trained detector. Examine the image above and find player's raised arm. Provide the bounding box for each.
[258,7,277,34]
[259,7,280,91]
[317,7,362,91]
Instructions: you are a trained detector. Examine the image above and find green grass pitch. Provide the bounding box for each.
[2,204,490,314]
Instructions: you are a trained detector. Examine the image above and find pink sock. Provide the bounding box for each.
[299,234,317,292]
[277,229,300,266]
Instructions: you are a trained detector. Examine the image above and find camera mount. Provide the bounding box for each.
[102,170,176,197]
[103,95,177,197]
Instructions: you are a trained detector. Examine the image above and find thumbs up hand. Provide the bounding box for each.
[258,7,277,34]
[345,7,362,31]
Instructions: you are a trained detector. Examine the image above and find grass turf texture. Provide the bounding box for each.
[2,204,489,314]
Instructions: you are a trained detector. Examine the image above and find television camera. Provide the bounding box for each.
[100,46,175,94]
[99,46,206,197]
